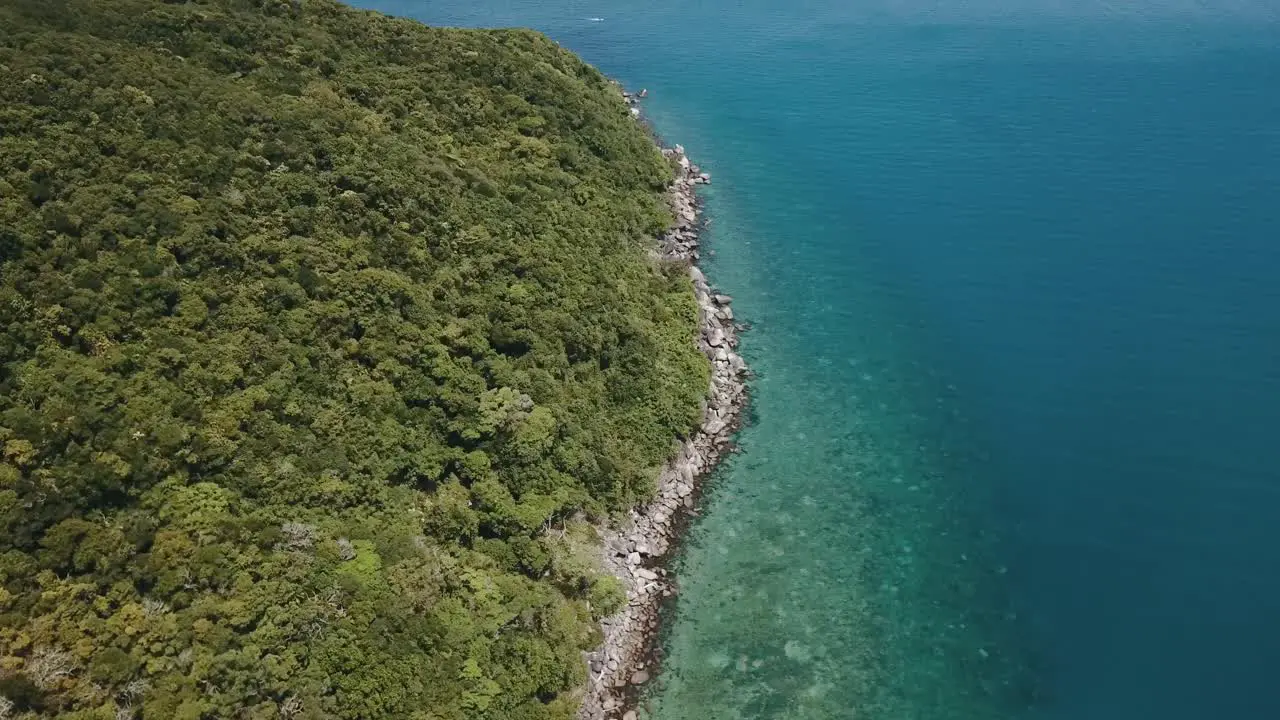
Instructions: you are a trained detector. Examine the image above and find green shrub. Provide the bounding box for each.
[0,0,706,717]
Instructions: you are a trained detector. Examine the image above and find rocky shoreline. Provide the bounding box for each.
[576,89,750,720]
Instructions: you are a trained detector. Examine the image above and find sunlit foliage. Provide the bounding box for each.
[0,0,706,717]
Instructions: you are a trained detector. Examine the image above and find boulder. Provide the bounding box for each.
[630,670,650,685]
[680,460,696,486]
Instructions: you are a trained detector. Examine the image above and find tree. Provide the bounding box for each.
[0,0,707,717]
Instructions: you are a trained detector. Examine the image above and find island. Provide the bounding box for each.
[0,1,743,719]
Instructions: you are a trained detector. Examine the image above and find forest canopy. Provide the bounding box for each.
[0,0,707,717]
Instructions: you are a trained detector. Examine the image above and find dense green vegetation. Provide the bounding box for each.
[0,0,707,717]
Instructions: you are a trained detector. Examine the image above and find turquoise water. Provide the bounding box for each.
[360,2,1280,717]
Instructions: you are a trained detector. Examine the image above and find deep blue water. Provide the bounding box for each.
[359,1,1280,717]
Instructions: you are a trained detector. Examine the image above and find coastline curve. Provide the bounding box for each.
[577,86,750,720]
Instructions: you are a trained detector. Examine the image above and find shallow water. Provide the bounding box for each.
[360,2,1280,717]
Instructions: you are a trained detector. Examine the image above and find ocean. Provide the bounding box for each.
[355,1,1280,717]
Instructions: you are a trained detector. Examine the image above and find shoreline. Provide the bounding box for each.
[577,87,750,720]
